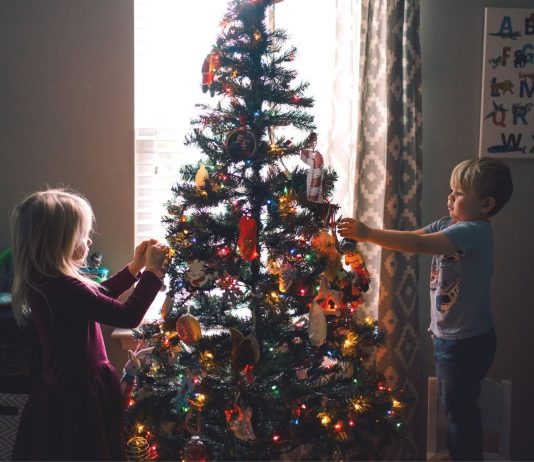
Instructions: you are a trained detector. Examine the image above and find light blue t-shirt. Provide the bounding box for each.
[424,217,494,340]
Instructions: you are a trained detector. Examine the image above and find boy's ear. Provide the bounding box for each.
[481,196,496,214]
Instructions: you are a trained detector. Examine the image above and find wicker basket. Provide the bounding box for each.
[0,312,41,389]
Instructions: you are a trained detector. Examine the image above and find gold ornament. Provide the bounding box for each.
[126,436,150,461]
[176,314,202,345]
[195,163,209,189]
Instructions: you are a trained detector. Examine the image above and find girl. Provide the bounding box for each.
[10,188,168,461]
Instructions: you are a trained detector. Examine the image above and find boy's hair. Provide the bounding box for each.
[10,188,99,326]
[451,158,513,217]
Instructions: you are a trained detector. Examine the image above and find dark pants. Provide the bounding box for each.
[433,328,497,461]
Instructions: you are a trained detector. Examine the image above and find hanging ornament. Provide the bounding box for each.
[340,239,370,292]
[295,367,308,380]
[195,163,209,189]
[184,259,218,290]
[120,347,154,408]
[308,301,327,347]
[311,229,343,282]
[266,256,281,275]
[161,294,173,320]
[314,274,343,316]
[225,128,257,161]
[126,436,150,461]
[230,328,260,383]
[183,435,208,462]
[237,216,258,261]
[201,50,220,96]
[175,370,195,411]
[176,314,202,345]
[226,404,256,441]
[300,133,324,203]
[279,260,297,293]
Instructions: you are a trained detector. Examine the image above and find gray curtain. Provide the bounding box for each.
[355,0,422,458]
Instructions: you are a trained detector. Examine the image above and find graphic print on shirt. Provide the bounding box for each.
[430,252,461,312]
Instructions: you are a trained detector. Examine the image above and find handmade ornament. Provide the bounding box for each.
[300,133,324,203]
[161,294,173,320]
[185,259,217,289]
[311,229,343,282]
[308,301,327,347]
[225,128,257,161]
[195,163,209,189]
[120,347,154,408]
[183,435,207,462]
[237,216,258,260]
[227,405,256,441]
[201,51,220,96]
[314,274,343,316]
[279,260,297,293]
[341,239,370,292]
[176,314,202,345]
[230,328,260,383]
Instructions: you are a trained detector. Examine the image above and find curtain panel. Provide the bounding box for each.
[356,0,422,458]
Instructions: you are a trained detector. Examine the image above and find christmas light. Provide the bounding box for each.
[351,397,369,413]
[272,434,280,442]
[318,412,331,426]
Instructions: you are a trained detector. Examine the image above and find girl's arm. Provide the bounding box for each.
[338,218,457,256]
[99,240,159,298]
[99,266,139,299]
[64,271,162,328]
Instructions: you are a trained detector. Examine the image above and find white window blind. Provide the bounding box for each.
[135,0,344,244]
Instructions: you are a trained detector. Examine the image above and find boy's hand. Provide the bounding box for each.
[338,218,370,241]
[128,239,158,276]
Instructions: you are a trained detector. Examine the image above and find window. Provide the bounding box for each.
[135,0,344,245]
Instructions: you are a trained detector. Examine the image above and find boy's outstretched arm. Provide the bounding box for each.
[338,218,457,256]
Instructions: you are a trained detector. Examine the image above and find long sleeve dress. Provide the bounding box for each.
[11,267,162,461]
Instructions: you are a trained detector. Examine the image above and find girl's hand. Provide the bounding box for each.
[338,218,370,242]
[145,242,170,278]
[128,239,158,276]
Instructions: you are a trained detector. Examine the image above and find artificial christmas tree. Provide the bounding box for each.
[124,0,405,460]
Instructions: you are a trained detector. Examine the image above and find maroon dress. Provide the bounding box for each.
[12,267,162,461]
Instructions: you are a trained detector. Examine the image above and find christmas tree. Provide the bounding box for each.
[124,1,405,460]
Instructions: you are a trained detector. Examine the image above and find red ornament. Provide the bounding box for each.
[201,51,220,96]
[237,216,258,260]
[184,435,207,462]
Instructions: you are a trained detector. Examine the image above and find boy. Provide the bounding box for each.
[338,157,513,461]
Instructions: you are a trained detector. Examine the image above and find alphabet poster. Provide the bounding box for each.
[479,8,534,158]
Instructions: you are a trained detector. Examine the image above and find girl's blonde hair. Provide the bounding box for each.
[11,188,100,326]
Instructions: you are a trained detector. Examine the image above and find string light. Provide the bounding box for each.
[317,412,331,426]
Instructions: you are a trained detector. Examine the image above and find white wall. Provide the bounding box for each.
[420,1,534,459]
[0,0,134,273]
[0,0,134,371]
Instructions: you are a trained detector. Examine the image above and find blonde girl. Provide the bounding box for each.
[10,188,168,461]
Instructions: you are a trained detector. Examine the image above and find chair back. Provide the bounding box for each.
[427,376,511,461]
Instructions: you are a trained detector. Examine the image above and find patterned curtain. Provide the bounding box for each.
[355,0,422,458]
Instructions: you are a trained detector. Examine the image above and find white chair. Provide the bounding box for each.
[427,376,511,461]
